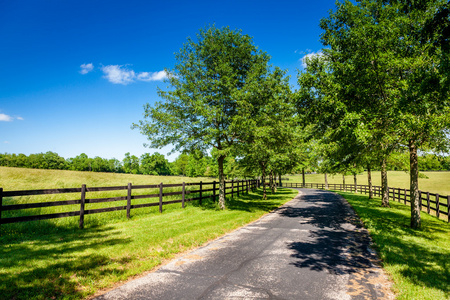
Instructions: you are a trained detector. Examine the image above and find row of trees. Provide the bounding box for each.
[298,0,450,228]
[0,151,234,177]
[133,1,449,228]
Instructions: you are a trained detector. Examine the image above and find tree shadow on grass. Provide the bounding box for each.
[340,192,450,296]
[188,187,297,212]
[0,225,132,300]
[226,188,297,212]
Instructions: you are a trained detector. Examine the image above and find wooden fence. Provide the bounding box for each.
[284,182,450,222]
[0,179,258,228]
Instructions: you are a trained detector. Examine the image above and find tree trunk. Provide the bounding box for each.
[302,168,305,187]
[409,140,421,229]
[354,173,357,193]
[367,164,373,199]
[273,172,277,193]
[261,163,267,200]
[381,157,389,207]
[343,174,346,191]
[269,172,275,193]
[218,155,226,210]
[324,173,328,189]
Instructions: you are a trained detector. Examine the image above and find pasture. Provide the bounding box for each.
[285,171,450,196]
[0,167,299,299]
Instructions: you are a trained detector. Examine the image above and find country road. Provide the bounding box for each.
[96,188,394,300]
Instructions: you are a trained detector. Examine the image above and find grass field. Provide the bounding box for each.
[285,171,450,196]
[339,192,450,300]
[0,166,214,191]
[0,167,220,236]
[0,167,299,299]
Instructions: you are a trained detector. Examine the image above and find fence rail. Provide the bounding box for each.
[0,179,258,228]
[284,182,450,222]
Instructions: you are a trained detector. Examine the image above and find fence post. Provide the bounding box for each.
[127,183,132,219]
[199,181,203,205]
[0,188,3,225]
[427,192,430,214]
[213,181,216,202]
[182,182,186,208]
[232,180,234,198]
[237,180,239,197]
[436,194,440,219]
[447,195,450,223]
[404,189,407,204]
[159,182,163,213]
[79,184,86,229]
[419,191,422,210]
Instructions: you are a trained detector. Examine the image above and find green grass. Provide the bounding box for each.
[0,167,221,236]
[337,191,450,300]
[0,166,214,191]
[285,171,450,196]
[0,167,299,300]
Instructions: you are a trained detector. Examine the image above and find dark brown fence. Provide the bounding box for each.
[284,182,450,223]
[0,179,258,228]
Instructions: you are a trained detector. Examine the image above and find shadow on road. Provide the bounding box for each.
[280,189,375,275]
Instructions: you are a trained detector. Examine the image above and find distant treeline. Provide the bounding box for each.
[1,151,449,177]
[385,152,450,172]
[0,150,240,177]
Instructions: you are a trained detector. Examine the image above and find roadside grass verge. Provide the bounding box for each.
[285,171,450,195]
[337,191,450,300]
[0,188,298,300]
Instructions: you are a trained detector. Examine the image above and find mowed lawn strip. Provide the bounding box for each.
[0,188,298,300]
[337,191,450,300]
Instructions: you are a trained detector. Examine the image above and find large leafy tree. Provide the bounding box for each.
[133,26,270,209]
[301,0,450,228]
[389,0,450,228]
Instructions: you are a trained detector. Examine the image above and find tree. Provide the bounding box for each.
[172,153,189,176]
[140,152,171,175]
[236,67,298,199]
[67,153,91,171]
[123,152,140,174]
[133,25,271,209]
[299,1,405,207]
[303,0,450,228]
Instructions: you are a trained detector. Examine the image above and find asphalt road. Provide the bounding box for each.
[96,188,393,300]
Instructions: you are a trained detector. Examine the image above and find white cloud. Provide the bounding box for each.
[101,65,136,85]
[137,70,168,81]
[17,116,24,120]
[101,65,167,85]
[0,113,13,122]
[4,141,10,144]
[80,63,94,74]
[300,51,323,68]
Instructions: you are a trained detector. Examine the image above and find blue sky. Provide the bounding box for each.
[0,0,336,162]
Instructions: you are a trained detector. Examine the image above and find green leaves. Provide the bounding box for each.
[133,25,270,157]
